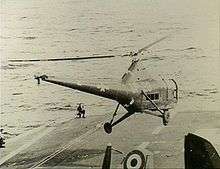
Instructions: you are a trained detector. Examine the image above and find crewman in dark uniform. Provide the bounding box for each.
[76,103,86,118]
[0,129,5,148]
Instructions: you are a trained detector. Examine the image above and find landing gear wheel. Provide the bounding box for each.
[162,111,170,126]
[104,122,112,134]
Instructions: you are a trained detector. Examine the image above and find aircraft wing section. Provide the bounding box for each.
[185,133,220,169]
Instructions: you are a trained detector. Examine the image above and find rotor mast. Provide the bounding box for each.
[121,35,170,84]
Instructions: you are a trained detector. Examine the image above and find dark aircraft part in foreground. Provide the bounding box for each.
[101,133,220,169]
[185,133,220,169]
[102,143,153,169]
[102,144,112,169]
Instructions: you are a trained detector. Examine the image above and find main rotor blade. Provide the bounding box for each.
[8,55,115,63]
[133,35,170,56]
[9,35,170,63]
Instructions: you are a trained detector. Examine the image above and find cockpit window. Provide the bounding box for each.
[155,93,159,100]
[147,93,159,100]
[148,94,154,100]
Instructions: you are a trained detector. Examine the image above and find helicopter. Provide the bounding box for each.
[34,35,178,134]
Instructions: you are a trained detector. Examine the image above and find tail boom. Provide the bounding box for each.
[36,75,135,104]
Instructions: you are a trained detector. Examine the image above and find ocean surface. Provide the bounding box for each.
[1,0,219,139]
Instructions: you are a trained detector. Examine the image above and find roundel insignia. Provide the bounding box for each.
[123,150,146,169]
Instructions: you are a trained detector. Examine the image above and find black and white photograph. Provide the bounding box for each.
[0,0,219,168]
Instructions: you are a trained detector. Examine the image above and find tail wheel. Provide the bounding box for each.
[163,111,170,126]
[104,122,112,134]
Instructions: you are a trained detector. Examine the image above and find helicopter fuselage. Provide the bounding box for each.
[36,75,177,116]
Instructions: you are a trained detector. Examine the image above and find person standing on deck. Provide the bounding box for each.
[0,129,5,148]
[76,103,86,118]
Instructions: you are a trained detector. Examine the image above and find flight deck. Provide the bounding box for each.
[1,109,219,169]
